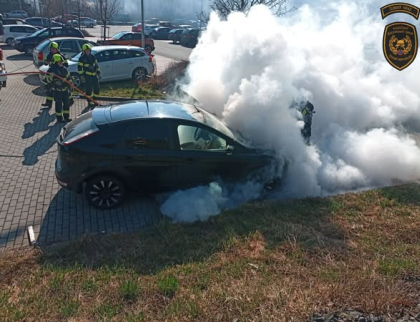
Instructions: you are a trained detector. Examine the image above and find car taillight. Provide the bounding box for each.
[63,128,99,146]
[38,52,43,61]
[146,51,153,62]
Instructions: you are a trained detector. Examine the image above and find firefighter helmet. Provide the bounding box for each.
[49,42,59,50]
[82,43,92,52]
[52,54,64,63]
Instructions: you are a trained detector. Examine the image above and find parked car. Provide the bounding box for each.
[180,28,201,47]
[2,18,26,25]
[33,37,98,67]
[13,26,84,55]
[70,17,97,28]
[0,24,38,46]
[4,10,28,18]
[168,28,183,44]
[131,23,159,35]
[0,48,7,88]
[24,17,62,28]
[55,100,281,209]
[39,45,155,88]
[97,31,155,53]
[150,27,171,40]
[52,14,77,24]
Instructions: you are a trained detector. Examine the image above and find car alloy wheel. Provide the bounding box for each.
[132,67,147,82]
[6,38,14,46]
[85,175,126,209]
[70,73,82,88]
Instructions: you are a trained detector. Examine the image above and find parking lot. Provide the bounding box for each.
[0,45,172,249]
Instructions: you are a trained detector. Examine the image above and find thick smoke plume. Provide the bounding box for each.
[161,1,420,222]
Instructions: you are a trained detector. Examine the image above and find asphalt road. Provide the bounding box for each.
[86,25,193,61]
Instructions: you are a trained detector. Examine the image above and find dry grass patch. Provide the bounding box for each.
[1,184,420,320]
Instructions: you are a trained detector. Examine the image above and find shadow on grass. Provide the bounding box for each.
[38,197,348,275]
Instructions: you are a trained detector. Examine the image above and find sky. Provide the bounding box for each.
[160,0,420,222]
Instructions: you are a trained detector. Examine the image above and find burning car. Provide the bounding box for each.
[55,100,283,209]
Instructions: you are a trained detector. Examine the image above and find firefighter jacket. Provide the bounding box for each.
[78,53,100,77]
[46,65,72,92]
[44,51,68,67]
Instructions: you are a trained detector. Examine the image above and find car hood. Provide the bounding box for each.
[15,35,33,41]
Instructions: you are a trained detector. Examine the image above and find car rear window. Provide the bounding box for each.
[61,111,98,142]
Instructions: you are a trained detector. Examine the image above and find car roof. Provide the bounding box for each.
[45,36,89,41]
[91,45,146,51]
[93,100,204,125]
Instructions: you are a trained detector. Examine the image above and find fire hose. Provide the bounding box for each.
[3,71,102,106]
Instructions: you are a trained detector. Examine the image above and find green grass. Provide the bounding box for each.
[99,80,165,99]
[1,184,420,321]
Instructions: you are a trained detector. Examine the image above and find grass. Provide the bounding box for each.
[1,183,420,320]
[99,80,165,100]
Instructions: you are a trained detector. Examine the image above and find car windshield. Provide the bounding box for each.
[198,107,247,145]
[31,28,47,36]
[112,32,127,39]
[71,49,98,62]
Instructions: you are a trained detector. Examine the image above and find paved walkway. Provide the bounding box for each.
[0,47,168,249]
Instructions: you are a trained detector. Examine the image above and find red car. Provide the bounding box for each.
[132,23,142,32]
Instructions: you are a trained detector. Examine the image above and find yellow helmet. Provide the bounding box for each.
[82,43,92,52]
[52,54,64,63]
[49,41,59,49]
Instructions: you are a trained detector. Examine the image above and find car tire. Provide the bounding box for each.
[85,175,126,210]
[70,73,83,89]
[6,38,14,46]
[144,44,152,53]
[24,45,33,55]
[132,67,147,82]
[89,24,94,28]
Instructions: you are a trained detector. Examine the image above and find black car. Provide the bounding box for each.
[180,28,201,47]
[24,17,63,28]
[150,27,171,40]
[168,28,183,43]
[55,100,280,209]
[13,26,84,55]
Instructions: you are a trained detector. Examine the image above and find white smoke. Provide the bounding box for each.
[160,1,420,222]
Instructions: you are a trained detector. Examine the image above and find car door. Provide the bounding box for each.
[59,39,79,59]
[116,119,177,190]
[117,33,132,45]
[174,122,241,187]
[94,50,113,81]
[109,49,132,79]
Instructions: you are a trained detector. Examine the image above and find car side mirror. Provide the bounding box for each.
[226,145,234,155]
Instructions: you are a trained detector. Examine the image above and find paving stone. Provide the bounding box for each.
[0,47,163,249]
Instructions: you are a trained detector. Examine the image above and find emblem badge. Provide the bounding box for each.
[383,22,418,70]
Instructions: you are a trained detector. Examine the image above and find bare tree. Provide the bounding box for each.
[211,0,294,20]
[93,0,122,40]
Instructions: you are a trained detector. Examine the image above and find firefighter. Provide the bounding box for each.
[290,100,315,145]
[78,43,100,109]
[42,42,68,108]
[299,101,315,145]
[46,54,72,123]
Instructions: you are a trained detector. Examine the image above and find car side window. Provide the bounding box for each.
[132,33,141,40]
[60,40,78,52]
[25,27,36,33]
[10,26,23,32]
[95,51,110,63]
[111,49,129,60]
[128,50,145,58]
[121,34,131,40]
[124,122,170,150]
[177,125,227,151]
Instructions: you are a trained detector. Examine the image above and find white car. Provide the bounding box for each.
[0,61,7,88]
[0,24,38,46]
[4,10,28,18]
[39,45,155,88]
[33,37,98,67]
[70,17,97,28]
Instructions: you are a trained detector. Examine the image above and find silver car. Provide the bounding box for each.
[70,17,97,28]
[33,37,98,67]
[39,45,155,87]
